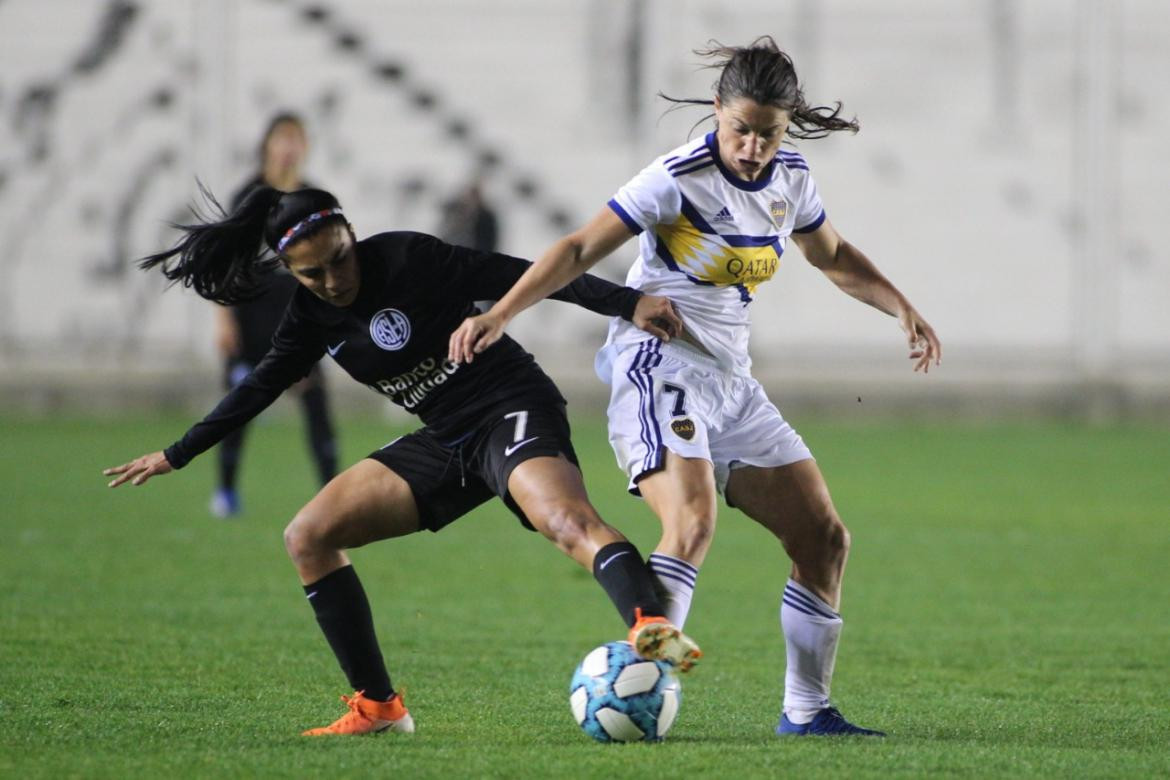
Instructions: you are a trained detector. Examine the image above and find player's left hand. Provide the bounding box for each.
[449,311,507,364]
[632,295,684,343]
[899,307,942,373]
[103,451,174,488]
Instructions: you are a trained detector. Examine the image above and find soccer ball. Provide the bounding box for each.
[569,640,681,742]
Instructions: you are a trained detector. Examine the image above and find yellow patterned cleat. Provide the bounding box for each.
[628,608,702,673]
[302,691,415,736]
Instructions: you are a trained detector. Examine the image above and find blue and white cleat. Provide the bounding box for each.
[776,707,886,737]
[209,487,241,518]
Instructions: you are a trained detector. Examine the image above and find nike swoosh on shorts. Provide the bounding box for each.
[504,436,539,457]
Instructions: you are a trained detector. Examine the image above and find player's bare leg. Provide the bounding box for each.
[636,451,719,629]
[284,458,421,584]
[506,454,618,569]
[284,459,421,735]
[727,459,883,736]
[726,459,847,607]
[509,455,700,671]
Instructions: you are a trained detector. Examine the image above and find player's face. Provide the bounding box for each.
[283,221,361,307]
[265,121,308,172]
[713,97,789,181]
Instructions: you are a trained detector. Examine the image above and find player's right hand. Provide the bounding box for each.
[448,311,507,364]
[898,306,942,373]
[104,451,173,488]
[633,294,684,342]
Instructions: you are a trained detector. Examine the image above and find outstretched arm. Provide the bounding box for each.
[104,380,291,489]
[792,218,941,373]
[448,207,637,363]
[103,379,286,489]
[103,316,324,487]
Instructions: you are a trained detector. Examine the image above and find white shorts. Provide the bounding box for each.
[602,339,813,497]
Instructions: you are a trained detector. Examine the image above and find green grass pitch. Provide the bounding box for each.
[1,412,1167,777]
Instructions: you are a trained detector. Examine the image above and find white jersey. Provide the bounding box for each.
[600,131,826,377]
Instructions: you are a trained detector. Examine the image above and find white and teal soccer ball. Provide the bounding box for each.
[569,640,681,742]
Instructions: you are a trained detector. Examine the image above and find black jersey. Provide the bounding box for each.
[164,231,642,468]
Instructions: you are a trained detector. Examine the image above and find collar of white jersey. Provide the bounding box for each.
[704,131,777,193]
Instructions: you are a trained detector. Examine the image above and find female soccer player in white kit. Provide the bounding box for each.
[450,37,941,736]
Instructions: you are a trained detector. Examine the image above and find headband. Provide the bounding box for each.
[275,207,344,252]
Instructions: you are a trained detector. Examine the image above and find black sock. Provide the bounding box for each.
[303,565,393,701]
[592,541,667,628]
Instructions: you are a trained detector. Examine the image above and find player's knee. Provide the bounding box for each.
[284,509,329,562]
[539,502,598,556]
[814,512,850,562]
[784,508,849,571]
[830,517,851,558]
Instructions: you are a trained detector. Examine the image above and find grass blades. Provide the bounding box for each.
[1,414,1168,777]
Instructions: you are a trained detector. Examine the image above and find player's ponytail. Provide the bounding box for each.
[661,36,860,140]
[140,183,345,305]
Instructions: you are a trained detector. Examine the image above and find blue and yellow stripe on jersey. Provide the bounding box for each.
[652,195,783,303]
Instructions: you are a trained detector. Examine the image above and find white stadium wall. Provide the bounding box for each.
[1,0,1167,418]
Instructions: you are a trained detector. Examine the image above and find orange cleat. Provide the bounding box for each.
[628,608,702,673]
[302,690,415,736]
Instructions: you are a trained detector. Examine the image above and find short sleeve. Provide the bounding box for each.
[791,170,826,234]
[607,160,681,235]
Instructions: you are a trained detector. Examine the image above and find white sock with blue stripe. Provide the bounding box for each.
[781,578,842,724]
[648,553,699,628]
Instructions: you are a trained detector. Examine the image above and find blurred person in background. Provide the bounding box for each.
[104,185,699,736]
[211,112,338,517]
[437,178,499,253]
[450,36,941,738]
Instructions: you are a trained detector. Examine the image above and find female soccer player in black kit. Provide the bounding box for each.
[103,186,700,736]
[211,112,338,517]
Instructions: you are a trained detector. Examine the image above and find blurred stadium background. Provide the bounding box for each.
[0,0,1167,421]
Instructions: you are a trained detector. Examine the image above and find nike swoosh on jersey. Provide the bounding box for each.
[327,341,346,356]
[503,436,539,457]
[598,550,632,570]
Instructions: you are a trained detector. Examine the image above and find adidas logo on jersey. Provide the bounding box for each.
[710,206,734,223]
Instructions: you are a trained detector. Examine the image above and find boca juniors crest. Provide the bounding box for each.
[370,308,411,351]
[670,418,696,441]
[770,198,788,225]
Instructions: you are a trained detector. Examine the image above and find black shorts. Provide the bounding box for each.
[367,402,579,533]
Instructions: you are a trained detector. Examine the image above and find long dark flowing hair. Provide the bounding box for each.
[139,183,345,304]
[662,36,859,140]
